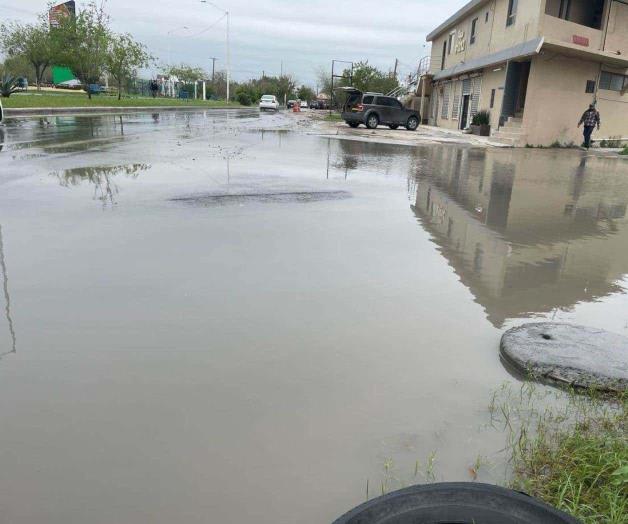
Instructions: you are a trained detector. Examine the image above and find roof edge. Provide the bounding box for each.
[426,0,491,41]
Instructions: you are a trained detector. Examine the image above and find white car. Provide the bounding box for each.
[300,100,308,109]
[259,95,279,111]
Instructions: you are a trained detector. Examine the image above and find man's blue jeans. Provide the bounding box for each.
[583,125,595,148]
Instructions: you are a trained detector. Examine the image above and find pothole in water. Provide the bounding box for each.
[170,191,352,206]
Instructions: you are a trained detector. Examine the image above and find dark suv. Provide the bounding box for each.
[339,88,420,131]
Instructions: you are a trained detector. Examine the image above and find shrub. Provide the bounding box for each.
[471,110,490,126]
[236,92,252,106]
[0,74,19,97]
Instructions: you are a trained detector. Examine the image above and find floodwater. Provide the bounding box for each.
[0,110,627,524]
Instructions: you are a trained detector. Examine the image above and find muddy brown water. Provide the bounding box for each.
[0,110,627,523]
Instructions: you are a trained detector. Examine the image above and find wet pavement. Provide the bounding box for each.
[0,110,627,524]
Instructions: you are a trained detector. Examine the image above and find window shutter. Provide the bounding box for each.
[441,83,451,119]
[471,77,482,115]
[452,82,461,120]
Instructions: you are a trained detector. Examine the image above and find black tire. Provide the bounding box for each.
[388,124,399,130]
[366,113,379,129]
[347,122,360,128]
[333,483,581,524]
[406,116,419,131]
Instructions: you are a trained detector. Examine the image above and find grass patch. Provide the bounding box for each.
[490,383,627,523]
[1,92,238,109]
[620,147,628,156]
[323,112,343,122]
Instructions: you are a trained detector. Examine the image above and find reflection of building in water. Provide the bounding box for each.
[411,148,628,327]
[0,225,16,358]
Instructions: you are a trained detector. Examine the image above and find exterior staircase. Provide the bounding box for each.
[492,116,527,147]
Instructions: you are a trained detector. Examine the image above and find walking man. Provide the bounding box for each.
[577,104,600,149]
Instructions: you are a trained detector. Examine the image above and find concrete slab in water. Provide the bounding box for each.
[501,323,628,392]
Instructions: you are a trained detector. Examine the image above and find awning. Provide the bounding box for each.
[542,39,628,70]
[433,37,544,82]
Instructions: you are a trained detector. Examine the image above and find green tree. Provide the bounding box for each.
[107,34,151,100]
[340,61,398,95]
[0,18,56,90]
[54,2,111,98]
[297,85,315,101]
[164,64,207,84]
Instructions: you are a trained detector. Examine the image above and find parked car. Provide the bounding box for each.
[338,87,420,131]
[287,100,297,109]
[259,94,279,111]
[309,100,318,109]
[300,100,308,109]
[56,79,83,90]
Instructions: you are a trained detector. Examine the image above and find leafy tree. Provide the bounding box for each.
[297,85,315,101]
[0,18,56,90]
[339,61,398,95]
[54,2,112,98]
[1,54,34,79]
[107,34,152,100]
[315,66,332,98]
[163,64,207,84]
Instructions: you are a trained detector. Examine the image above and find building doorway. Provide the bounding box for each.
[500,60,531,125]
[460,95,471,129]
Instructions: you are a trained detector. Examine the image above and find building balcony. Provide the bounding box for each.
[541,15,603,51]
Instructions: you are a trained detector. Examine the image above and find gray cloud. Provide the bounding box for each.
[1,0,467,85]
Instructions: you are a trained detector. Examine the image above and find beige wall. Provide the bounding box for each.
[429,0,544,74]
[523,55,628,145]
[478,67,507,128]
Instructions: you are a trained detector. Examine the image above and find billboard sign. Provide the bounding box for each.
[49,1,76,29]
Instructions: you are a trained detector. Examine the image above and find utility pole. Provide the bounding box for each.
[209,57,218,84]
[393,58,399,79]
[280,61,283,77]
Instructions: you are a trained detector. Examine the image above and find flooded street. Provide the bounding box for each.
[0,110,627,524]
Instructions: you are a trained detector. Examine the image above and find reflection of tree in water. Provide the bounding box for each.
[53,164,150,207]
[0,225,16,359]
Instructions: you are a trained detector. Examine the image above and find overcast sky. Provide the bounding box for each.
[0,0,467,86]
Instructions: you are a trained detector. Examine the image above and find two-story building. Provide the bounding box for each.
[423,0,628,146]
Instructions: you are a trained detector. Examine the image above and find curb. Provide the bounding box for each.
[3,105,239,118]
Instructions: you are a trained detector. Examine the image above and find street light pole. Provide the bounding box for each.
[200,1,231,104]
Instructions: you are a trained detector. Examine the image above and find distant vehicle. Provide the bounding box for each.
[310,100,330,110]
[0,98,4,123]
[57,79,82,89]
[300,100,308,109]
[259,94,279,111]
[338,87,420,131]
[88,84,106,95]
[16,78,28,91]
[287,100,297,109]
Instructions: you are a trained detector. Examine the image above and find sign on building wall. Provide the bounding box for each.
[455,30,466,53]
[49,1,76,29]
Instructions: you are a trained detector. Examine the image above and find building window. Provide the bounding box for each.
[470,18,478,45]
[441,41,447,70]
[559,0,571,20]
[585,80,596,94]
[485,12,489,23]
[599,71,628,92]
[448,33,454,55]
[506,0,517,26]
[490,89,496,108]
